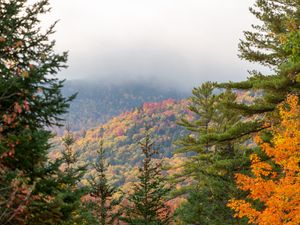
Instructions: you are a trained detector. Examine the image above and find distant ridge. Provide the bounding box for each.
[60,79,189,133]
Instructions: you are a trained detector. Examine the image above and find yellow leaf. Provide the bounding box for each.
[21,71,29,78]
[296,74,300,83]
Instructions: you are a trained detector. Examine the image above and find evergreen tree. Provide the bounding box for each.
[121,133,172,225]
[216,0,300,141]
[176,82,218,154]
[58,127,93,225]
[25,127,95,225]
[173,82,249,225]
[88,140,122,225]
[174,1,300,224]
[0,1,74,224]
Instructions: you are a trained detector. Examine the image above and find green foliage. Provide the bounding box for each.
[25,128,92,225]
[177,82,217,153]
[173,1,300,224]
[173,82,249,225]
[0,0,74,224]
[218,0,300,140]
[57,128,91,225]
[120,133,172,225]
[87,140,123,225]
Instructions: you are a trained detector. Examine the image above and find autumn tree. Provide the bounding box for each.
[88,140,122,225]
[228,95,300,225]
[0,0,74,224]
[192,1,300,222]
[121,133,172,225]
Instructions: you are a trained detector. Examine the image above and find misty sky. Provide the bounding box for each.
[43,0,260,89]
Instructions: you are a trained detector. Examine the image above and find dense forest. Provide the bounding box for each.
[1,0,300,225]
[59,80,188,132]
[50,99,190,187]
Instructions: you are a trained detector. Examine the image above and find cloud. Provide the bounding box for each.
[41,0,260,89]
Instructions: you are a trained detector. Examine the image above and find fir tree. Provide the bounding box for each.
[58,127,92,225]
[173,82,249,225]
[121,133,172,225]
[25,127,94,225]
[88,140,122,225]
[0,0,74,224]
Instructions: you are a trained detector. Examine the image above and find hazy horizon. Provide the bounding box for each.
[42,0,262,90]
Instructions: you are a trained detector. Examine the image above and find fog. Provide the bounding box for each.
[42,0,260,90]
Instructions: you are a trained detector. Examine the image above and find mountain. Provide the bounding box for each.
[51,81,255,188]
[60,80,189,132]
[50,98,192,187]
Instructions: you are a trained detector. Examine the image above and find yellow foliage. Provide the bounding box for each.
[228,95,300,225]
[21,71,29,78]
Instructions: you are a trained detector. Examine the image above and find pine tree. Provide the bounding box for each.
[216,0,300,142]
[0,1,74,224]
[121,133,172,225]
[88,140,122,225]
[173,82,249,225]
[176,82,218,154]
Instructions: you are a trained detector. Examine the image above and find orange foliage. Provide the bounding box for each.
[228,95,300,225]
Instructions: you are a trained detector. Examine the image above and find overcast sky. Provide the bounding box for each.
[43,0,259,89]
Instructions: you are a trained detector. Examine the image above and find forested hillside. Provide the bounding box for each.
[61,80,188,132]
[2,0,300,224]
[50,99,191,187]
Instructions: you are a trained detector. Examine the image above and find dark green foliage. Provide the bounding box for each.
[121,134,172,225]
[173,82,249,225]
[88,140,123,225]
[176,82,218,154]
[57,128,92,225]
[0,1,74,224]
[218,0,300,141]
[175,187,232,225]
[25,128,93,225]
[173,1,300,224]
